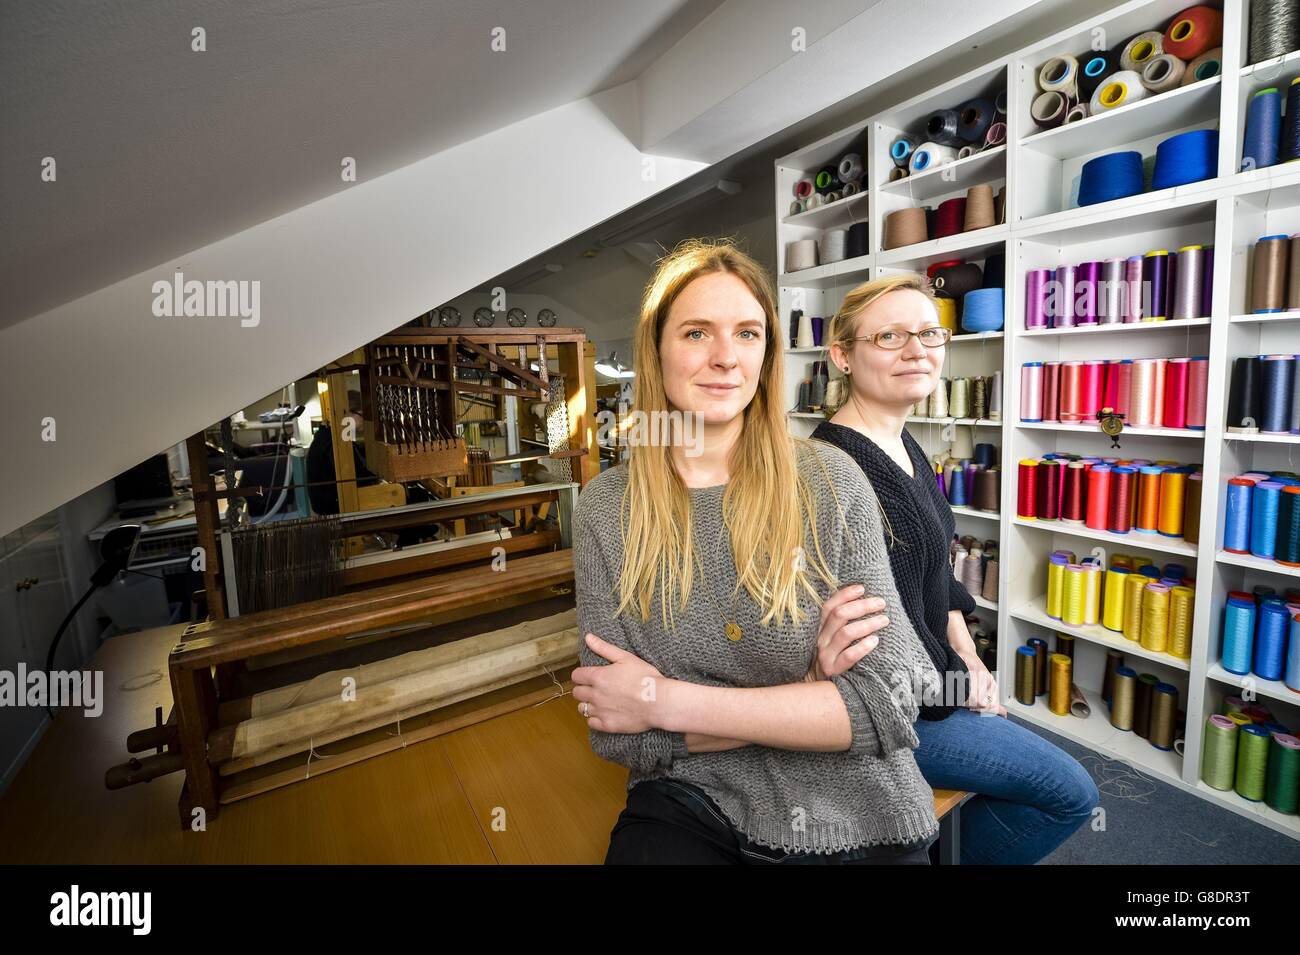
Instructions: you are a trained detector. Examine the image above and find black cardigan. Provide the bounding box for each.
[812,422,972,720]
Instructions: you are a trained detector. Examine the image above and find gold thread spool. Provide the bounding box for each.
[1134,673,1159,738]
[1083,562,1101,626]
[1049,653,1072,715]
[1123,573,1150,641]
[1140,582,1171,652]
[1111,668,1137,731]
[1158,469,1186,537]
[1149,685,1178,750]
[1055,632,1075,660]
[1168,585,1194,658]
[1112,553,1133,570]
[1047,557,1067,618]
[935,297,957,331]
[1183,473,1202,545]
[1015,648,1036,705]
[1062,564,1087,626]
[1227,711,1253,727]
[1103,567,1129,632]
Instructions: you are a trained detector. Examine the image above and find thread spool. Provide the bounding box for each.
[1103,566,1130,631]
[1135,466,1163,533]
[1266,734,1300,813]
[1141,582,1171,652]
[1078,150,1145,206]
[1059,360,1083,420]
[1184,46,1222,84]
[785,239,818,272]
[1201,714,1238,790]
[1134,673,1159,738]
[1123,573,1150,642]
[1168,585,1194,658]
[1109,466,1137,533]
[982,557,999,602]
[1038,460,1061,521]
[883,207,928,250]
[1141,54,1186,93]
[1042,362,1061,421]
[910,141,959,173]
[1029,638,1048,696]
[1149,683,1179,751]
[1143,251,1169,320]
[1186,356,1209,428]
[1083,561,1101,626]
[1172,246,1205,321]
[1090,70,1148,114]
[1260,355,1296,434]
[1017,459,1039,520]
[1251,234,1290,312]
[1128,359,1159,427]
[964,184,995,232]
[1242,87,1282,171]
[1102,649,1125,705]
[845,222,870,259]
[1152,129,1218,189]
[1227,356,1263,431]
[1181,472,1202,546]
[820,230,848,264]
[1078,51,1116,103]
[1256,599,1290,681]
[1165,6,1222,60]
[1031,90,1069,129]
[1279,486,1300,566]
[1015,646,1036,705]
[1052,265,1076,328]
[962,288,1004,332]
[890,135,915,168]
[1251,481,1284,559]
[1158,468,1187,537]
[1049,653,1072,716]
[837,152,863,182]
[1061,563,1087,627]
[1086,465,1111,530]
[1236,724,1272,801]
[1224,477,1256,553]
[1110,666,1137,731]
[1061,462,1086,524]
[973,468,999,513]
[934,197,967,239]
[1120,31,1163,72]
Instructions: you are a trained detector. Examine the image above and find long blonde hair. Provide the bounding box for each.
[617,238,838,630]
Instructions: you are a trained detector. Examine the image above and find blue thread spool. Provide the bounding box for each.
[1224,478,1254,552]
[1222,596,1256,675]
[891,136,915,167]
[973,443,996,468]
[1078,151,1144,206]
[1287,613,1300,692]
[1242,87,1282,171]
[1139,564,1161,578]
[1163,563,1188,580]
[1260,355,1296,434]
[950,463,969,506]
[1153,129,1219,190]
[1256,599,1289,681]
[1251,481,1284,559]
[1282,78,1300,163]
[962,287,1005,332]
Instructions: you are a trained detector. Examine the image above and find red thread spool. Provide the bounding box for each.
[1038,459,1062,520]
[926,259,963,278]
[1018,459,1040,520]
[1080,361,1104,419]
[1086,465,1112,530]
[1043,362,1062,421]
[935,198,967,239]
[1115,360,1133,418]
[1060,361,1084,421]
[1102,360,1121,410]
[1062,461,1086,524]
[1186,357,1208,429]
[1109,466,1136,533]
[1164,357,1190,429]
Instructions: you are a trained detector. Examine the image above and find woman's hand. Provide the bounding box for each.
[804,584,889,682]
[572,633,667,734]
[962,653,1007,716]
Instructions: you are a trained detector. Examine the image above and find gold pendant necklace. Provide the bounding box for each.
[702,528,743,642]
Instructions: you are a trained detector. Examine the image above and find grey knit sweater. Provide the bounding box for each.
[573,439,940,854]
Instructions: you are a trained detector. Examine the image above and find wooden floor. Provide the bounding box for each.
[0,623,628,864]
[0,622,960,864]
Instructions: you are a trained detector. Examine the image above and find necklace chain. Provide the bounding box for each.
[699,526,743,642]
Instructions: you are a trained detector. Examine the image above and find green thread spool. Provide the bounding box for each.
[1015,646,1036,705]
[1234,724,1271,801]
[1110,666,1137,731]
[1265,734,1300,814]
[1201,715,1238,790]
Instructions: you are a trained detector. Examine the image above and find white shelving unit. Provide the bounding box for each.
[775,0,1300,840]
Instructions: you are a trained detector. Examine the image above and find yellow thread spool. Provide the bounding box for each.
[1168,585,1194,658]
[1049,653,1072,715]
[1046,556,1067,619]
[935,297,957,331]
[1103,567,1129,632]
[1227,712,1253,727]
[1111,553,1132,570]
[1062,564,1087,626]
[1158,469,1186,538]
[1140,582,1171,652]
[1123,574,1150,641]
[1082,562,1101,626]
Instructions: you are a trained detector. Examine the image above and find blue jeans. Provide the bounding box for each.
[913,709,1099,864]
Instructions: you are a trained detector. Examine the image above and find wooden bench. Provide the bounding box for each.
[932,788,975,865]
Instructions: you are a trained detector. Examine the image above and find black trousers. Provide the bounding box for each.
[605,778,934,865]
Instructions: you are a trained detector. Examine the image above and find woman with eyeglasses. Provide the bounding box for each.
[812,273,1098,865]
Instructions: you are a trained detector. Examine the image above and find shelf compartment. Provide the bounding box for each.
[1011,516,1198,558]
[1010,595,1192,672]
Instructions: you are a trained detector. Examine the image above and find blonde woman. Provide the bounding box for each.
[570,239,940,864]
[813,272,1098,864]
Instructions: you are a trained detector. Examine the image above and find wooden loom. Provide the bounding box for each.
[107,329,599,826]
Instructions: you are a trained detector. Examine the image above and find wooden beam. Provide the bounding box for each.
[185,431,227,620]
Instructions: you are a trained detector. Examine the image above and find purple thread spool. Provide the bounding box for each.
[1077,260,1102,324]
[1025,268,1052,329]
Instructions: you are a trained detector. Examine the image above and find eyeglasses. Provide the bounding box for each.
[848,326,951,350]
